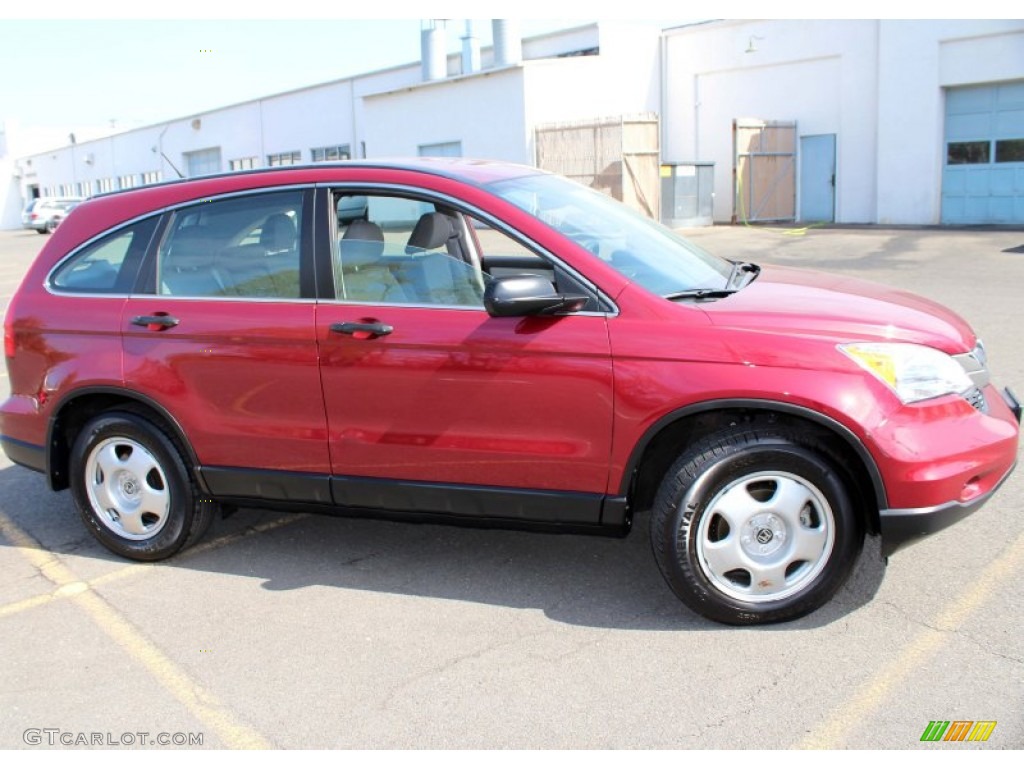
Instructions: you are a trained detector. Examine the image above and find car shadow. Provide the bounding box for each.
[0,463,886,631]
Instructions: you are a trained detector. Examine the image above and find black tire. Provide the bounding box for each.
[36,226,49,235]
[650,426,863,625]
[69,411,215,560]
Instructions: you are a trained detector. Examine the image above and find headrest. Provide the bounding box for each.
[260,213,296,251]
[340,220,385,267]
[406,212,455,253]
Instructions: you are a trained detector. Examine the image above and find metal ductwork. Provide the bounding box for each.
[461,20,481,75]
[492,20,522,68]
[421,20,446,82]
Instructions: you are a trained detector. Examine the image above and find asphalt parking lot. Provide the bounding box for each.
[1,224,1022,749]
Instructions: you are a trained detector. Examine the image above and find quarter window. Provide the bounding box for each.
[51,217,158,294]
[157,191,304,299]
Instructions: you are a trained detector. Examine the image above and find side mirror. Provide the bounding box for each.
[484,275,588,318]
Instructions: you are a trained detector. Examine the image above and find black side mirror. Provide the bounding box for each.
[484,276,588,318]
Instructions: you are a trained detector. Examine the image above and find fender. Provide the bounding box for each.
[618,397,888,509]
[45,385,210,494]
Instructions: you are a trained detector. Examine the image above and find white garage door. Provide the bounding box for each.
[942,82,1024,224]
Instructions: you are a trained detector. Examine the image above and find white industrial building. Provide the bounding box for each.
[4,19,1023,229]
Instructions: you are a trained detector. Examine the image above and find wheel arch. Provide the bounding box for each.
[621,399,886,535]
[46,387,206,494]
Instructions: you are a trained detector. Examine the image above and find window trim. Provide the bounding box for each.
[315,182,617,316]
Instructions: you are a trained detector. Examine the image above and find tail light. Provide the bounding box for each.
[4,316,14,358]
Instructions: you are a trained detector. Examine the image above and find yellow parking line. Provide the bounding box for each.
[91,513,308,586]
[0,513,307,616]
[797,531,1024,749]
[0,591,55,619]
[185,513,308,559]
[0,510,272,749]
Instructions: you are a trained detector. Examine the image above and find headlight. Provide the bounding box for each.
[839,342,973,404]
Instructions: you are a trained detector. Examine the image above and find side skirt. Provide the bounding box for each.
[200,466,631,536]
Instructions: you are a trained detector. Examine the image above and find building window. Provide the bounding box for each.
[58,184,75,197]
[418,141,462,158]
[995,139,1024,163]
[118,175,137,190]
[267,151,301,166]
[97,178,116,193]
[229,156,259,171]
[311,145,351,162]
[947,141,990,165]
[77,182,91,198]
[142,171,162,185]
[184,147,222,178]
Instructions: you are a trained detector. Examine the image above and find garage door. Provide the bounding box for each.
[942,82,1024,224]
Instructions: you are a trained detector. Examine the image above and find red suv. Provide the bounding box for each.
[2,160,1019,624]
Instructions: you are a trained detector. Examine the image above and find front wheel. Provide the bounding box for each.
[651,426,863,625]
[69,411,214,560]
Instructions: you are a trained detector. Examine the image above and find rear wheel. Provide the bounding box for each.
[69,411,214,560]
[651,426,863,624]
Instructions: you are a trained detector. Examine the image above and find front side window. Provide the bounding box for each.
[157,191,303,299]
[51,217,158,293]
[332,192,485,307]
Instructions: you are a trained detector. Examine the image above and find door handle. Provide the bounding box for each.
[330,321,393,338]
[131,314,179,330]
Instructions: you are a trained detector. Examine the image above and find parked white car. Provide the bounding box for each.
[22,198,82,234]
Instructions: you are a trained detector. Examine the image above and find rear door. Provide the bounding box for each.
[122,187,331,502]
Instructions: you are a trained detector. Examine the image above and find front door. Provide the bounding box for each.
[315,190,615,524]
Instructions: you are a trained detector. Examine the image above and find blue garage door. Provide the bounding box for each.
[942,82,1024,224]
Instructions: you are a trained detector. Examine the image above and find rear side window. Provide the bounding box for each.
[157,191,304,299]
[50,217,158,294]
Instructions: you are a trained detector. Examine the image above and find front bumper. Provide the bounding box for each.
[879,386,1020,557]
[879,459,1015,556]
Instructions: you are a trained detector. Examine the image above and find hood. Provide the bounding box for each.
[699,265,975,354]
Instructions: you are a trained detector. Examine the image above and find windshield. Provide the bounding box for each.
[487,173,732,296]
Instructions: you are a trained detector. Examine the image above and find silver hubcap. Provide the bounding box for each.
[85,437,170,541]
[694,471,835,602]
